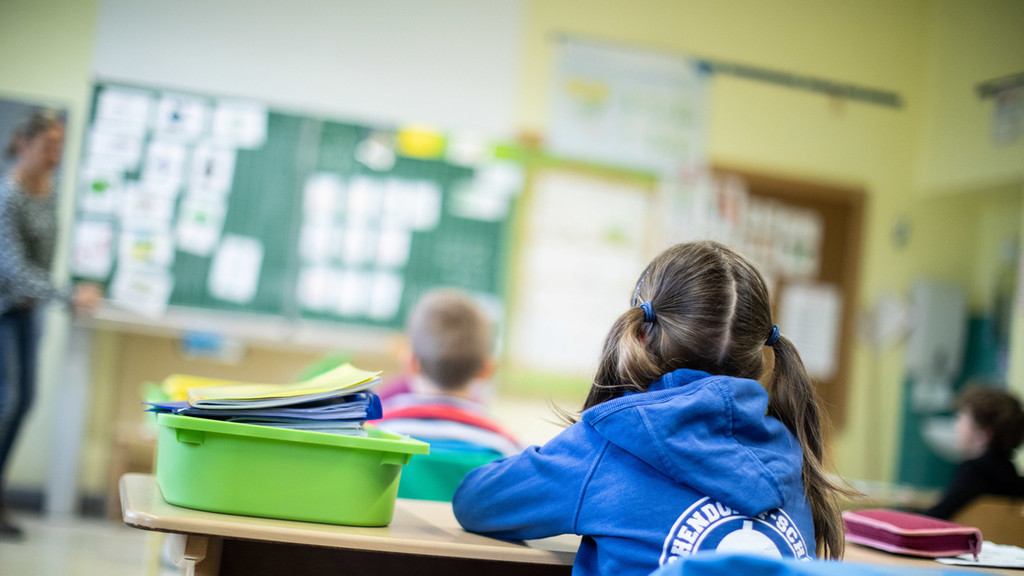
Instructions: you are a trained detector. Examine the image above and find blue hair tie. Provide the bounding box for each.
[639,302,656,323]
[765,325,780,347]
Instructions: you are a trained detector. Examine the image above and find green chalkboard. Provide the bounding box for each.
[72,82,516,329]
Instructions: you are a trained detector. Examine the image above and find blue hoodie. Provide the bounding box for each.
[452,369,816,576]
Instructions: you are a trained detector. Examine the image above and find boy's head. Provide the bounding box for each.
[407,289,493,392]
[955,386,1024,459]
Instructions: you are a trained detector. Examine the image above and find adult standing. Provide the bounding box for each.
[0,109,101,538]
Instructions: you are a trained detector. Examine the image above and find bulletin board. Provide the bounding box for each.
[70,82,519,330]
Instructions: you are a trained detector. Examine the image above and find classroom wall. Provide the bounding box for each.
[3,0,1022,498]
[93,0,523,137]
[915,0,1024,196]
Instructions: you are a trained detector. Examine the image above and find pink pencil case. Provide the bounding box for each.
[842,509,982,559]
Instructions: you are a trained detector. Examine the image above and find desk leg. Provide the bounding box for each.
[167,533,223,576]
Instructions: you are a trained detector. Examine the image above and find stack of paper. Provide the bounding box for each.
[145,363,383,436]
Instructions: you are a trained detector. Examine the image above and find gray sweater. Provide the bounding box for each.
[0,173,66,315]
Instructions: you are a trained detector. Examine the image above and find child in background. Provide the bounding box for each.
[453,241,851,575]
[373,289,519,500]
[925,386,1024,519]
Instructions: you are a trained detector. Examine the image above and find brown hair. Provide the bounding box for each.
[580,240,849,559]
[957,386,1024,457]
[4,108,65,160]
[408,289,493,391]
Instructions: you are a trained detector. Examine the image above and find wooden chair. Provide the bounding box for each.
[950,495,1024,546]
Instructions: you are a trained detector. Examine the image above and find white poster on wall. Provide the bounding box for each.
[508,170,654,375]
[212,100,267,149]
[176,195,227,256]
[778,283,842,381]
[109,267,174,318]
[208,234,264,304]
[142,140,187,188]
[96,87,153,126]
[549,37,709,173]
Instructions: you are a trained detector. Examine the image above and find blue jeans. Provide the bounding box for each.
[0,307,40,482]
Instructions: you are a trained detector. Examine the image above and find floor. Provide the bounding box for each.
[0,509,179,576]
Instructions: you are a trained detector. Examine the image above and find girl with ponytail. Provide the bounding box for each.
[453,241,851,575]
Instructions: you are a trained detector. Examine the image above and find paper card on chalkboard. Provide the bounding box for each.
[119,229,176,270]
[155,94,208,142]
[110,267,174,318]
[347,176,384,221]
[96,87,153,127]
[304,173,345,215]
[208,235,264,304]
[121,183,177,229]
[91,117,148,139]
[88,129,143,172]
[176,195,227,256]
[381,179,416,229]
[190,142,236,195]
[299,222,336,263]
[78,165,122,215]
[376,228,411,268]
[341,225,377,265]
[297,265,343,312]
[71,220,114,280]
[212,101,267,149]
[412,181,442,230]
[142,140,187,189]
[368,272,403,320]
[334,270,371,317]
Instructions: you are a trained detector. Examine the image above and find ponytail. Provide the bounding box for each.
[766,335,852,559]
[578,306,660,415]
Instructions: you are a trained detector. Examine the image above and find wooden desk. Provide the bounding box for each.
[120,473,575,576]
[844,542,1019,575]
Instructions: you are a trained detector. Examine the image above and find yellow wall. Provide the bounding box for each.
[2,0,1022,497]
[916,0,1024,195]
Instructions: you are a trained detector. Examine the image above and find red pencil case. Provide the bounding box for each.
[842,509,982,559]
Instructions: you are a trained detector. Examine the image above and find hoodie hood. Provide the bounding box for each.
[581,369,804,516]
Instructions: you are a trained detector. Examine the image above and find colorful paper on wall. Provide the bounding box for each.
[70,220,115,279]
[175,195,227,256]
[119,229,176,270]
[77,165,123,215]
[189,142,236,195]
[155,94,209,142]
[142,140,187,189]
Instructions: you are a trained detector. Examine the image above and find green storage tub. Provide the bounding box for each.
[155,413,429,526]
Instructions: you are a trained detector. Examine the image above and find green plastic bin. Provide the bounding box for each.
[155,413,429,526]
